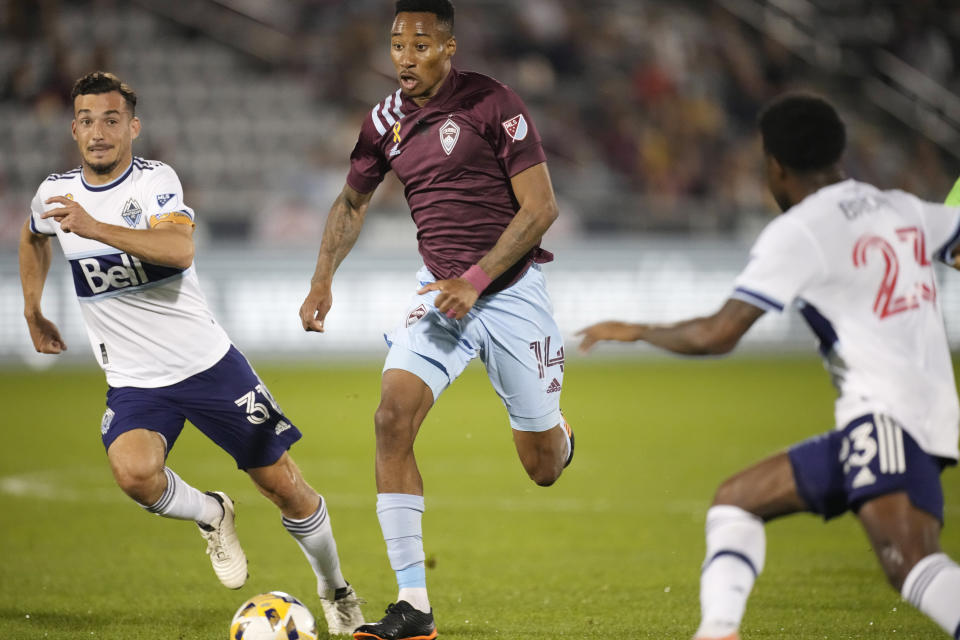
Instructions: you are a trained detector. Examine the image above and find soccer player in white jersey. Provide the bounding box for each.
[18,71,364,635]
[578,94,960,638]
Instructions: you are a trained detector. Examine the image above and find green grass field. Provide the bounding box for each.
[1,356,957,639]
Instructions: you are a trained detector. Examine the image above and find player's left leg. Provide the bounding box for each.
[248,452,364,635]
[693,451,808,640]
[858,491,960,636]
[512,423,571,487]
[473,264,571,486]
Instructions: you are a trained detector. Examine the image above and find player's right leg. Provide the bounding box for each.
[104,426,243,587]
[693,451,808,640]
[353,368,438,640]
[857,479,959,635]
[354,268,479,640]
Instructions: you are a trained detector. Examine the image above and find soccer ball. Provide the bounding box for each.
[229,591,318,640]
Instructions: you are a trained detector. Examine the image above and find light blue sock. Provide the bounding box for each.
[377,493,430,611]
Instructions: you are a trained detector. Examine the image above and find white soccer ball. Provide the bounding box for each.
[229,591,318,640]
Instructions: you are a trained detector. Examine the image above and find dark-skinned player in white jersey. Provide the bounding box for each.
[579,94,960,639]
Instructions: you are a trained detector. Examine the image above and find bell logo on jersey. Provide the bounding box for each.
[440,119,460,155]
[77,253,150,295]
[501,114,528,141]
[121,198,142,227]
[70,253,185,298]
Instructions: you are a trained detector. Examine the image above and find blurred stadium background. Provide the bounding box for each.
[1,0,960,363]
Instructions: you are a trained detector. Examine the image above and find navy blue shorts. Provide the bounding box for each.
[101,345,302,470]
[788,413,950,523]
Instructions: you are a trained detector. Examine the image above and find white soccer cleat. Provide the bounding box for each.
[320,583,365,635]
[197,491,248,589]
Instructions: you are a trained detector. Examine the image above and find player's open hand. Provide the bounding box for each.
[418,278,479,321]
[42,196,101,238]
[25,312,67,354]
[576,321,644,353]
[299,283,333,332]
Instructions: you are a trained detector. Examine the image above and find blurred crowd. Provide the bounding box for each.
[1,0,959,247]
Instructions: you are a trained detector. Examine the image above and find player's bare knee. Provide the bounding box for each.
[374,403,416,449]
[112,461,162,503]
[524,457,562,487]
[531,471,559,487]
[374,402,402,433]
[875,541,912,591]
[711,476,745,508]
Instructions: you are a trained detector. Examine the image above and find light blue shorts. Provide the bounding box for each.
[383,264,564,432]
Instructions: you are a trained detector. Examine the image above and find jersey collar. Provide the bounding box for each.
[81,160,133,192]
[399,66,459,113]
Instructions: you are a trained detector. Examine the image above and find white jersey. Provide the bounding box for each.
[30,158,231,388]
[733,179,960,461]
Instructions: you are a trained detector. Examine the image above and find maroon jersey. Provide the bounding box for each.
[347,67,553,293]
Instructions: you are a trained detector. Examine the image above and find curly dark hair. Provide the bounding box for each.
[759,93,846,172]
[70,71,137,115]
[395,0,454,32]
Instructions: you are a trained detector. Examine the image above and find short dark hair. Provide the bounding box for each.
[759,93,845,172]
[70,71,138,115]
[395,0,454,33]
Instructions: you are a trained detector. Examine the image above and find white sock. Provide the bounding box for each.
[283,496,347,596]
[695,505,766,639]
[142,467,223,526]
[901,552,960,637]
[377,493,430,613]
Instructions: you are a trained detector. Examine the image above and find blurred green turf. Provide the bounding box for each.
[1,356,957,639]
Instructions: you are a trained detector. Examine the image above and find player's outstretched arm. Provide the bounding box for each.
[299,184,374,333]
[19,219,67,354]
[41,196,194,269]
[577,298,765,356]
[420,163,559,320]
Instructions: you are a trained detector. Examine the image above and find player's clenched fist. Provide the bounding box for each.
[25,313,67,354]
[418,277,479,321]
[299,284,333,332]
[42,195,101,237]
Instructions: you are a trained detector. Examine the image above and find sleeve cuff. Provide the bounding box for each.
[935,217,960,264]
[731,286,785,312]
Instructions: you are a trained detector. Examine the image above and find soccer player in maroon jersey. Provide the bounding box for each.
[298,1,573,638]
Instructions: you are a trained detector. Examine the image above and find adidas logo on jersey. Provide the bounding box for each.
[275,420,292,436]
[546,378,562,393]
